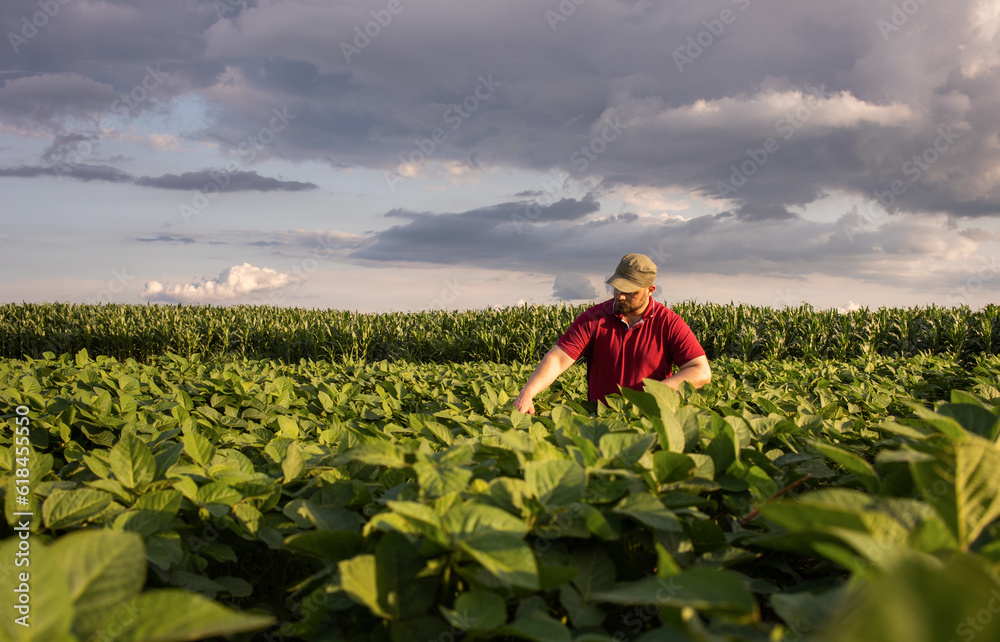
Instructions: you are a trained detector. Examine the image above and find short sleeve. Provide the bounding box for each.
[666,314,706,366]
[556,311,595,360]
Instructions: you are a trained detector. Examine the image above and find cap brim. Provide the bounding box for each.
[606,276,642,293]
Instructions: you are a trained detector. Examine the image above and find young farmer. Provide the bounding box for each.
[513,253,711,414]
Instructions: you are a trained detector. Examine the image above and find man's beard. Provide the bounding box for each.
[615,295,645,314]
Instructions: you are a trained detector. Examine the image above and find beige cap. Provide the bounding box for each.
[606,253,657,293]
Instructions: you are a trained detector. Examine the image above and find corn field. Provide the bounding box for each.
[1,301,998,363]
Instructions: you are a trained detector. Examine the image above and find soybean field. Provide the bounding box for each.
[2,302,1000,642]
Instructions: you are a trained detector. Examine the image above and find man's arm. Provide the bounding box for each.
[513,345,577,415]
[662,355,711,390]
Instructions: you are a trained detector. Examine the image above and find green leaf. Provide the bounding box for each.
[910,434,1000,549]
[496,610,572,642]
[339,555,389,618]
[459,533,540,589]
[810,441,880,493]
[570,546,616,601]
[823,551,1000,642]
[106,589,274,642]
[571,502,620,540]
[42,488,112,530]
[653,451,696,485]
[598,432,657,469]
[282,441,305,482]
[613,493,683,532]
[937,403,1000,439]
[441,591,508,633]
[444,502,529,539]
[338,534,438,620]
[196,481,243,507]
[705,422,739,473]
[559,584,607,628]
[375,532,439,620]
[109,434,155,490]
[0,537,74,642]
[770,590,838,637]
[332,442,408,468]
[525,460,587,511]
[590,568,755,615]
[414,463,473,500]
[52,529,146,639]
[182,429,215,468]
[285,531,364,561]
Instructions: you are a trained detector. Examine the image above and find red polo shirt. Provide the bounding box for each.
[556,299,706,403]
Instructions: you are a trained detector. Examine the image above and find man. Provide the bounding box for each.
[513,253,711,415]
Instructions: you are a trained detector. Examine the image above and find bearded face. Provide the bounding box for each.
[614,287,651,315]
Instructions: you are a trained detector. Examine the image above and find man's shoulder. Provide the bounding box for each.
[575,299,614,322]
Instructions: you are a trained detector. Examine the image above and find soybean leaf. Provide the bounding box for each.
[525,460,586,511]
[441,591,508,633]
[590,568,755,615]
[106,589,274,642]
[613,493,683,532]
[42,488,112,530]
[810,441,880,494]
[910,434,1000,549]
[496,610,572,642]
[0,537,74,642]
[109,434,155,490]
[52,529,146,639]
[182,429,215,468]
[459,533,539,589]
[570,546,616,601]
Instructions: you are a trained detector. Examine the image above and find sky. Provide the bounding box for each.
[1,0,999,313]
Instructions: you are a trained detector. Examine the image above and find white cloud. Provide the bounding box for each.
[140,263,299,303]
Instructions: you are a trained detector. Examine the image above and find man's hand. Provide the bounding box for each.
[513,391,535,415]
[513,345,576,417]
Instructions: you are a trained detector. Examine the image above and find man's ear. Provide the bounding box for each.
[648,285,657,295]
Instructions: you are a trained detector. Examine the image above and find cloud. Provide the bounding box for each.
[553,273,598,301]
[354,196,601,264]
[133,170,317,192]
[139,263,299,303]
[0,164,317,192]
[3,0,999,224]
[136,235,195,244]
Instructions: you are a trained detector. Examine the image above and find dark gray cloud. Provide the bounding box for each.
[134,170,316,192]
[339,193,986,299]
[0,164,317,191]
[136,234,195,244]
[0,163,129,182]
[2,0,999,291]
[353,196,601,265]
[553,273,598,301]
